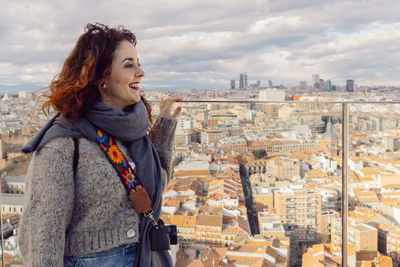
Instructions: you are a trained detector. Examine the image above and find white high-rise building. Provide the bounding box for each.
[259,89,285,101]
[312,74,320,88]
[18,91,33,99]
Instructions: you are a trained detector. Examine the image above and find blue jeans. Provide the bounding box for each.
[64,243,138,267]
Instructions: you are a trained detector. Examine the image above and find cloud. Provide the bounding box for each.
[1,0,400,92]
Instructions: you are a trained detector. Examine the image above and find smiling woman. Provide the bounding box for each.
[102,40,145,110]
[17,23,181,267]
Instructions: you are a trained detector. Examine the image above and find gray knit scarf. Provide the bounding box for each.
[22,100,172,267]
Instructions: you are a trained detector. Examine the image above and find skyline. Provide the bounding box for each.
[1,0,400,94]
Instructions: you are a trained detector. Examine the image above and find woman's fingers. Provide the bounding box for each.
[159,97,182,118]
[172,106,182,119]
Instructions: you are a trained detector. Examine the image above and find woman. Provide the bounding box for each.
[18,23,181,266]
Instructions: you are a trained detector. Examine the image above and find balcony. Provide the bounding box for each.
[2,99,400,266]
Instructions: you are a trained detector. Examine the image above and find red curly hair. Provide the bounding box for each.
[42,23,152,123]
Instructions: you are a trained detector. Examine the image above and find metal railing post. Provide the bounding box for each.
[0,192,4,267]
[342,102,348,267]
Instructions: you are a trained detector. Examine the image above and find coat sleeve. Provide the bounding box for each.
[18,144,75,267]
[150,116,177,188]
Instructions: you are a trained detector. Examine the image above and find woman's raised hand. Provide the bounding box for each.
[159,97,182,119]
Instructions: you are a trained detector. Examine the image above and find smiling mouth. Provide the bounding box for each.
[129,83,140,90]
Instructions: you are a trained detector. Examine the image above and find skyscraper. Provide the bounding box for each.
[299,81,307,88]
[312,74,320,88]
[239,73,244,89]
[230,80,235,89]
[346,80,355,92]
[327,80,332,91]
[244,72,248,88]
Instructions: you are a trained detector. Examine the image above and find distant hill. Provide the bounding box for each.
[0,84,47,95]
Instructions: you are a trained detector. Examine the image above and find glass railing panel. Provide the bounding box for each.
[1,98,398,266]
[154,101,344,266]
[345,102,400,266]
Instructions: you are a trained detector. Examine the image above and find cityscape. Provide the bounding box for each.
[1,77,400,266]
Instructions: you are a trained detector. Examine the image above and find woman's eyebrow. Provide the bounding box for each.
[121,57,134,63]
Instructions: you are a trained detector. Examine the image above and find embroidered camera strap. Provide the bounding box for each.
[95,128,153,214]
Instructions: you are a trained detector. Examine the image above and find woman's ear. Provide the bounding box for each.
[98,80,108,101]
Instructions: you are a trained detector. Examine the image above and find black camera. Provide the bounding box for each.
[149,220,177,251]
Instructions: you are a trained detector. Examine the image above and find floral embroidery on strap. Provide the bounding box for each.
[95,128,143,194]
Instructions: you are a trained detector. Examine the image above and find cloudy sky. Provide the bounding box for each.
[1,0,400,93]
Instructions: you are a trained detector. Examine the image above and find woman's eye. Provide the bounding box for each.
[125,63,141,68]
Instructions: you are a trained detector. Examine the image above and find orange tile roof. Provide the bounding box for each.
[173,169,211,176]
[358,197,380,203]
[196,214,221,227]
[358,176,375,182]
[359,166,385,176]
[173,214,197,228]
[302,243,355,267]
[222,225,242,235]
[227,243,268,254]
[348,207,378,222]
[164,200,180,207]
[305,168,328,179]
[224,256,264,267]
[354,190,377,197]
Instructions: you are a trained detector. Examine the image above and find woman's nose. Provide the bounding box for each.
[135,67,145,78]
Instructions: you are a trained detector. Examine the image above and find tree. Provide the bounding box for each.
[252,149,267,159]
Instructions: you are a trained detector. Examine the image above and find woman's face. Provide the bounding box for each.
[102,40,145,110]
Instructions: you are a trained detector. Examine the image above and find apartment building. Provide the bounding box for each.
[385,228,400,264]
[221,223,244,247]
[2,174,25,194]
[1,193,24,214]
[221,242,288,267]
[207,178,224,196]
[302,243,356,267]
[218,136,247,154]
[331,217,378,252]
[161,214,196,247]
[195,214,223,247]
[252,186,274,213]
[247,140,318,154]
[274,186,322,244]
[258,220,285,240]
[245,156,300,181]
